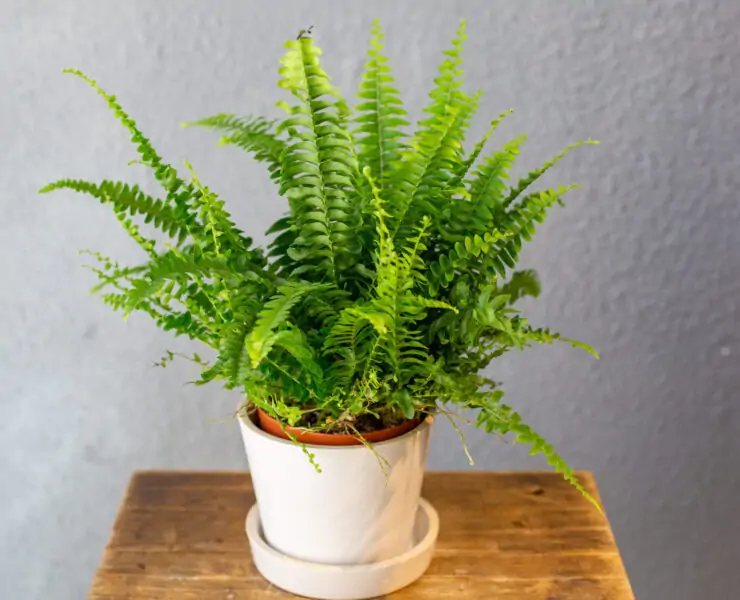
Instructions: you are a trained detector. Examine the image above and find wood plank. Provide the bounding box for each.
[439,526,618,553]
[107,505,610,552]
[132,471,253,489]
[106,521,618,555]
[127,470,597,498]
[120,471,603,517]
[90,471,633,599]
[91,571,633,599]
[98,547,624,580]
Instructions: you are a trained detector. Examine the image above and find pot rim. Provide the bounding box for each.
[239,404,433,451]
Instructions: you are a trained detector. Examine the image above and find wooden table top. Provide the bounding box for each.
[88,471,633,599]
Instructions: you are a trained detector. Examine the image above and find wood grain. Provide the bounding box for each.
[89,471,634,599]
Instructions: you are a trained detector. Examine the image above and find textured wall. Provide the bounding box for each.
[2,0,739,598]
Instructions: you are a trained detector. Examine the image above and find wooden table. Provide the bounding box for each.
[88,471,633,599]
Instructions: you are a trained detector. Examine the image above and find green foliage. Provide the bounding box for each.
[183,114,286,183]
[43,21,599,506]
[353,19,409,188]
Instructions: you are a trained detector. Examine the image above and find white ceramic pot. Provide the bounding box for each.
[238,408,432,565]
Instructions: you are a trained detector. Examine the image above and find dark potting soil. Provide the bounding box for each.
[294,410,415,434]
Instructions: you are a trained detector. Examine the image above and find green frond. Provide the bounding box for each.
[521,326,600,359]
[61,69,202,234]
[499,269,541,304]
[418,19,469,138]
[363,166,394,270]
[322,306,379,387]
[449,109,513,190]
[219,323,251,385]
[185,162,256,257]
[82,250,221,345]
[122,249,234,316]
[431,185,578,290]
[502,139,599,209]
[476,396,600,510]
[412,297,459,313]
[364,170,454,381]
[275,36,359,283]
[391,91,482,246]
[490,185,580,274]
[428,230,510,290]
[184,114,286,182]
[388,20,480,246]
[417,103,513,246]
[80,253,145,298]
[271,324,325,390]
[62,69,164,170]
[354,19,409,187]
[466,135,525,229]
[151,307,215,343]
[325,307,371,353]
[39,179,191,246]
[113,210,156,257]
[246,282,330,367]
[399,216,431,287]
[302,286,353,332]
[59,70,258,263]
[265,215,297,276]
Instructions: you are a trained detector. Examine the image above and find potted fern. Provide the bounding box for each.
[42,20,599,599]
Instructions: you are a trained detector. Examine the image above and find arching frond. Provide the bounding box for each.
[502,139,599,208]
[475,395,600,509]
[429,185,578,289]
[467,135,525,228]
[62,69,205,235]
[184,114,286,182]
[354,19,409,187]
[39,179,191,246]
[498,269,541,304]
[275,35,359,283]
[246,282,330,367]
[388,21,480,246]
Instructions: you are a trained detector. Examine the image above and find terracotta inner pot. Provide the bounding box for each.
[256,407,421,446]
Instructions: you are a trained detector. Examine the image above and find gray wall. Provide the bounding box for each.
[2,1,739,598]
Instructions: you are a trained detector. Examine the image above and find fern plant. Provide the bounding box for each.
[42,20,599,507]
